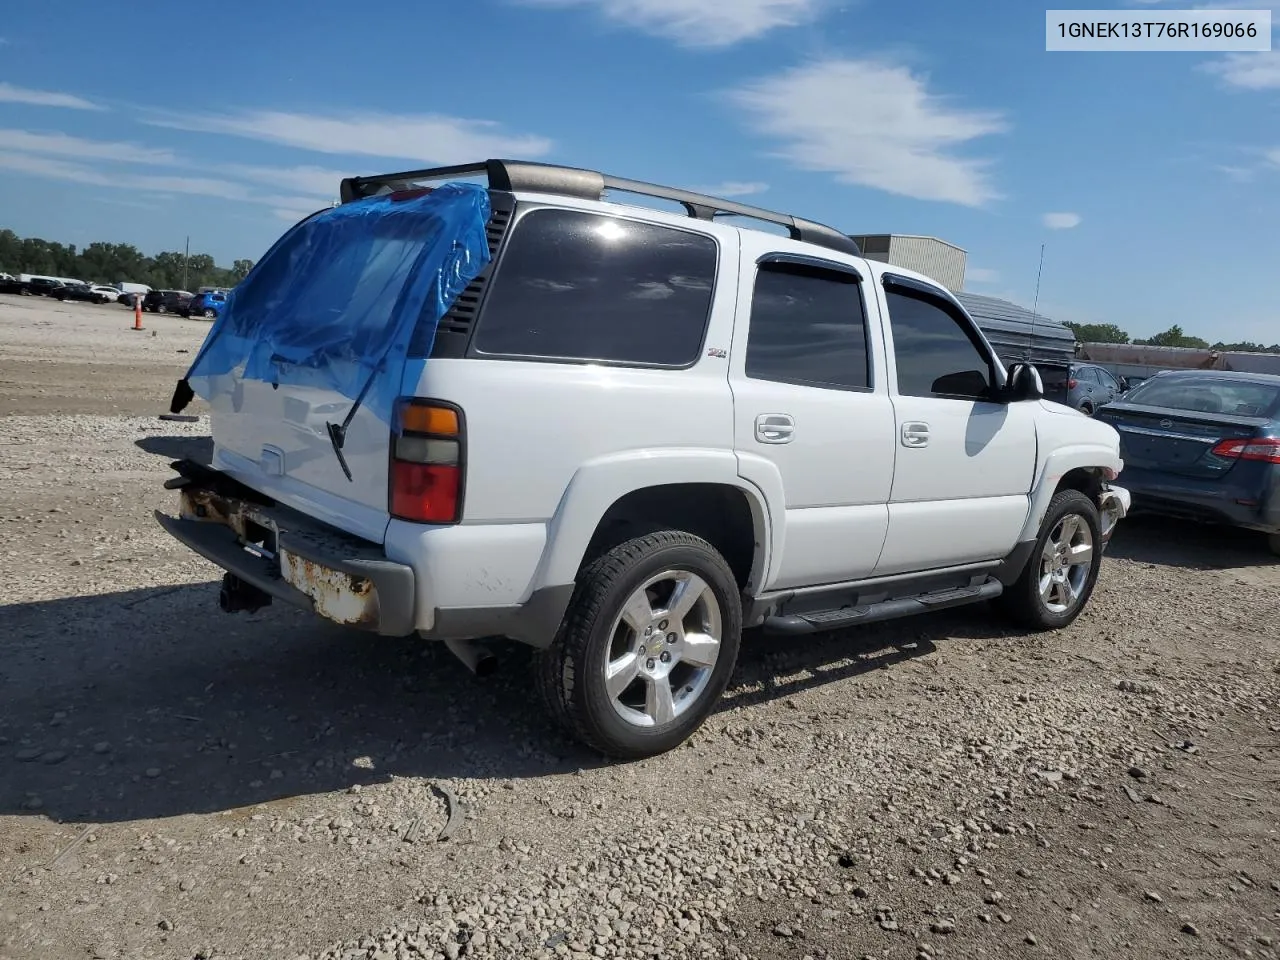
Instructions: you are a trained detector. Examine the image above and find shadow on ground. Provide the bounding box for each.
[1106,513,1275,570]
[134,434,214,465]
[0,582,951,825]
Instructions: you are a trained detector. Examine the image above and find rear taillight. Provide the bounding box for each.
[1067,378,1079,390]
[1210,437,1280,464]
[389,399,464,523]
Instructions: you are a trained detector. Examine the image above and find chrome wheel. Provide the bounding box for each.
[605,569,723,729]
[1038,514,1094,614]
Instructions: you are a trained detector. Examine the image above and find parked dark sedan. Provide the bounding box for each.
[1096,369,1280,555]
[143,289,194,313]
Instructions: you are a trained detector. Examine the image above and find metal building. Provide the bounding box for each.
[850,234,967,293]
[954,292,1078,366]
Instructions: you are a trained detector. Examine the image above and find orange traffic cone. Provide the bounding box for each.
[132,296,144,331]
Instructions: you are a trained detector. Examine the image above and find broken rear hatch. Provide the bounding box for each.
[169,182,492,543]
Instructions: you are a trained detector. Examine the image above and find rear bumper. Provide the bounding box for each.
[1119,467,1279,534]
[155,486,417,637]
[154,462,574,646]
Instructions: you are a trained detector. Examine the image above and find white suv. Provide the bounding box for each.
[158,159,1131,760]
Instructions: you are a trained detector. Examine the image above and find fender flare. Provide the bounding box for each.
[530,448,779,593]
[1019,443,1124,542]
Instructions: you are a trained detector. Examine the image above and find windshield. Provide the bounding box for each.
[1123,376,1280,417]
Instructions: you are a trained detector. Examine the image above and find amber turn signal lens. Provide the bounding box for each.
[400,403,458,436]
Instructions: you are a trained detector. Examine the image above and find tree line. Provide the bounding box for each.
[0,228,254,291]
[1064,321,1279,355]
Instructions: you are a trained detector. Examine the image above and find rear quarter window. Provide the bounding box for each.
[473,208,718,366]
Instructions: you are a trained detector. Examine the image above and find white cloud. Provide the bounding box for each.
[0,128,177,164]
[1043,211,1082,229]
[966,267,1000,283]
[0,150,309,208]
[1200,51,1280,89]
[515,0,822,46]
[145,109,553,164]
[688,180,769,197]
[725,58,1007,207]
[219,163,349,199]
[1217,163,1256,181]
[1267,147,1280,166]
[0,82,102,111]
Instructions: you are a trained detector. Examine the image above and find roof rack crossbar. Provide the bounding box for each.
[338,159,861,257]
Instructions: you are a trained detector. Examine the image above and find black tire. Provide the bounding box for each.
[534,531,742,760]
[156,303,167,314]
[203,308,217,319]
[1268,532,1280,558]
[996,489,1103,631]
[1079,402,1094,416]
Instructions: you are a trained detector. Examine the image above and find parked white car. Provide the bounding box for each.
[157,160,1131,759]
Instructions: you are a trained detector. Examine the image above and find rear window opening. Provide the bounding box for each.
[1125,378,1280,417]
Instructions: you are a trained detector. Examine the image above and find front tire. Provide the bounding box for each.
[997,489,1103,630]
[534,531,742,760]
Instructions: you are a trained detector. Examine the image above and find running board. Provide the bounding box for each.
[761,578,1004,636]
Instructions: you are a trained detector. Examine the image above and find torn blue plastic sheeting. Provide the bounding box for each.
[183,181,492,426]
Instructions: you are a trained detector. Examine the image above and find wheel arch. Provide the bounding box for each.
[532,450,775,596]
[1018,444,1120,543]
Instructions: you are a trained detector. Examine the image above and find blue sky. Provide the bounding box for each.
[0,0,1277,342]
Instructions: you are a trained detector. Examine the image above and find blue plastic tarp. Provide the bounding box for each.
[182,181,491,425]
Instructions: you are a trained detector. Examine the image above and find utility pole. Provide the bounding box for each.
[181,235,190,291]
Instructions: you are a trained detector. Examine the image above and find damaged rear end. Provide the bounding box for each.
[157,459,414,634]
[155,181,493,634]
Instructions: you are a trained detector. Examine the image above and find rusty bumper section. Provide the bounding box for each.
[155,472,416,636]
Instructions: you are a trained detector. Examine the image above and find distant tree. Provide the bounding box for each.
[1133,325,1210,349]
[0,226,249,290]
[1064,322,1130,344]
[1211,340,1280,354]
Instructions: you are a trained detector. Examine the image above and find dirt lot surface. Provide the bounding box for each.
[1,294,1278,960]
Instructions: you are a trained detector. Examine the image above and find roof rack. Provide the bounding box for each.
[338,159,862,257]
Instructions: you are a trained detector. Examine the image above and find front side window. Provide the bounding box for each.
[474,209,718,366]
[885,286,994,400]
[745,261,870,390]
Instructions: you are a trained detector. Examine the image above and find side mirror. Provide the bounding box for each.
[1118,377,1130,392]
[1005,362,1045,402]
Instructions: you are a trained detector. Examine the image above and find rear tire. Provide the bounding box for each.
[1079,402,1094,416]
[1268,532,1280,558]
[203,308,217,319]
[533,531,742,760]
[996,489,1103,631]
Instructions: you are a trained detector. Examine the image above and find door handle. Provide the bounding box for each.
[901,421,929,448]
[755,413,794,444]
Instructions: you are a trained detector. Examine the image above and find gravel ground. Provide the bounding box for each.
[1,295,1278,960]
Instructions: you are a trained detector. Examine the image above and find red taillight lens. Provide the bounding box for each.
[1210,437,1280,464]
[390,461,460,523]
[1067,378,1079,390]
[389,399,464,524]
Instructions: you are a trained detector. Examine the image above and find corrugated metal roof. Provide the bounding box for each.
[955,292,1077,363]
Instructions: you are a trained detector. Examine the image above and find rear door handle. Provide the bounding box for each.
[755,413,794,444]
[901,421,929,448]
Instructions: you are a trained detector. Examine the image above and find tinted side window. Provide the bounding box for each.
[745,262,869,390]
[885,287,994,400]
[474,209,717,365]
